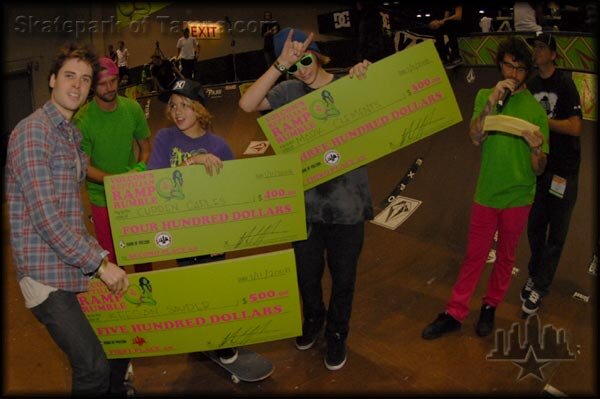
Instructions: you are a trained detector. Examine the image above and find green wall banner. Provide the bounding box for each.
[78,249,301,359]
[257,40,462,190]
[105,154,306,265]
[572,72,597,121]
[459,34,596,73]
[116,2,171,26]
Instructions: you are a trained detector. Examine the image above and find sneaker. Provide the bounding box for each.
[124,362,134,383]
[475,304,496,337]
[295,318,324,350]
[421,312,461,340]
[216,348,238,364]
[124,381,136,398]
[486,248,496,263]
[324,333,347,371]
[444,57,463,69]
[522,289,542,314]
[520,277,535,302]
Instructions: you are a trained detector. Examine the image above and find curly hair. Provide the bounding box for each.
[496,37,533,76]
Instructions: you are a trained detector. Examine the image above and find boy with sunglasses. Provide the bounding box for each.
[421,37,549,340]
[239,28,371,371]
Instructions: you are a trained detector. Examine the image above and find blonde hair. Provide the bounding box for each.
[165,94,213,130]
[313,51,331,66]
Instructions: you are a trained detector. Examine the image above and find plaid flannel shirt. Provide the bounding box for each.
[6,101,104,292]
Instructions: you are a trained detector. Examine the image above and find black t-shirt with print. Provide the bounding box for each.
[528,69,583,176]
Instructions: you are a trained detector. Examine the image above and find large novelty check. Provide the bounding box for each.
[105,154,306,265]
[78,250,302,359]
[258,40,463,189]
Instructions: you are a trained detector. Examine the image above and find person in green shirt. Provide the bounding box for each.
[74,57,151,269]
[422,37,549,340]
[73,57,151,396]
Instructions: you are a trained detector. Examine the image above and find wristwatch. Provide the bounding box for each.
[272,60,287,74]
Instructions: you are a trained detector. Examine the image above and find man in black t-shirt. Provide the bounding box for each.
[149,55,177,92]
[521,32,583,315]
[426,2,464,68]
[261,12,280,67]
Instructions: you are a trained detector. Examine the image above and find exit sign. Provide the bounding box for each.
[187,22,223,40]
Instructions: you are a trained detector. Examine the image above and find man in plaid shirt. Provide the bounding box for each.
[5,43,130,395]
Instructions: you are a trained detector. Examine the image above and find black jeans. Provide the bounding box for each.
[432,20,460,62]
[292,222,365,341]
[31,290,110,395]
[527,171,578,296]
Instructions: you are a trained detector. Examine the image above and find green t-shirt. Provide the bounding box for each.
[74,96,150,206]
[472,88,549,208]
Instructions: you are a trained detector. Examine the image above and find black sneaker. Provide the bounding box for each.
[216,348,238,364]
[475,304,496,337]
[324,333,347,371]
[522,289,542,314]
[295,318,324,350]
[444,57,463,69]
[520,277,535,302]
[422,312,461,340]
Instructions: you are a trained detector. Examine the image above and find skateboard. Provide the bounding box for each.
[204,348,274,383]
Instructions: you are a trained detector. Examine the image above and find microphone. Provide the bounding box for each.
[497,88,511,111]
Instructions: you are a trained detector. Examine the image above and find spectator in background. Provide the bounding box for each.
[357,0,386,62]
[427,3,464,68]
[149,54,181,92]
[261,11,281,68]
[514,2,543,32]
[107,44,117,63]
[116,40,130,84]
[177,27,200,79]
[584,2,598,32]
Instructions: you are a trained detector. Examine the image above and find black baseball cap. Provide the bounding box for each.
[159,79,207,105]
[526,32,557,52]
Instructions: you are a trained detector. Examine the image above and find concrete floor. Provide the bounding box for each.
[3,66,597,396]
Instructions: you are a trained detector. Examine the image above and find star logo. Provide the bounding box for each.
[512,346,550,381]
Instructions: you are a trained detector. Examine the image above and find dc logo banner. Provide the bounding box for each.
[333,11,351,29]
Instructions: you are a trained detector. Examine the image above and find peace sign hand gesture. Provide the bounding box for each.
[278,29,315,67]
